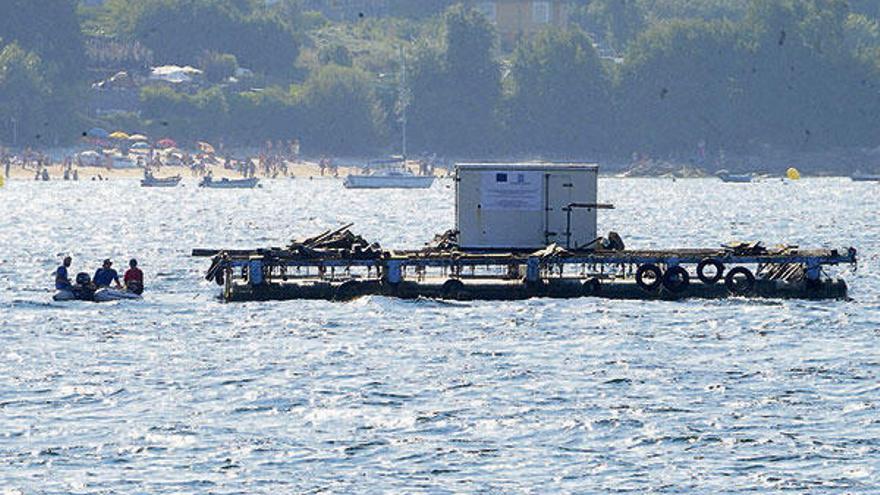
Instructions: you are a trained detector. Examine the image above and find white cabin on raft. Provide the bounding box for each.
[455,163,602,251]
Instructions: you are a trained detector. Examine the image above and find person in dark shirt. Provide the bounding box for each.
[123,259,144,295]
[55,256,72,290]
[93,259,122,289]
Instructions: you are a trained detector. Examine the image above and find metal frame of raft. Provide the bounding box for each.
[195,241,857,302]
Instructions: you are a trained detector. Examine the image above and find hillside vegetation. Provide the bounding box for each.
[0,0,878,167]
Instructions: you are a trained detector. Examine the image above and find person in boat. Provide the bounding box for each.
[93,259,122,289]
[123,258,144,295]
[55,256,73,291]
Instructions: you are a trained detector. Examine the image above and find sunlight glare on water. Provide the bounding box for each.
[0,177,878,493]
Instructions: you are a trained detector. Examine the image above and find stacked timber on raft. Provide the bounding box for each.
[193,227,858,302]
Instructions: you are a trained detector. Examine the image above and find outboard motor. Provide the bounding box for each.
[73,272,95,301]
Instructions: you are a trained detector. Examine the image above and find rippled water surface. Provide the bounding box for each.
[1,177,879,493]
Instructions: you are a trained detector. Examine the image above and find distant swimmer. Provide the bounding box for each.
[123,259,144,295]
[93,259,122,289]
[55,256,73,290]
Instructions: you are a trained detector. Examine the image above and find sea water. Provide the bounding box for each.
[0,177,878,493]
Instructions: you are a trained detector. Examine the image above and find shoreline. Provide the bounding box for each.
[2,163,871,181]
[2,160,449,181]
[3,146,880,180]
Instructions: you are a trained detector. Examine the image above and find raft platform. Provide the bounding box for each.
[194,228,857,302]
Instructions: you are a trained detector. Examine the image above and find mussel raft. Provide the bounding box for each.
[194,227,857,302]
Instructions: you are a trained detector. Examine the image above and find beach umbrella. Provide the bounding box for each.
[110,131,130,140]
[197,141,215,154]
[131,141,150,149]
[156,138,177,148]
[87,127,109,139]
[128,134,148,141]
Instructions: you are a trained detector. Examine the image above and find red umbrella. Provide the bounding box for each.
[157,138,177,148]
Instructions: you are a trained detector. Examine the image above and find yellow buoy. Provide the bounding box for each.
[786,167,801,180]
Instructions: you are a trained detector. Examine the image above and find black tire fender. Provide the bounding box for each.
[725,266,755,295]
[696,258,725,285]
[582,277,601,296]
[441,279,465,299]
[662,266,690,293]
[635,264,663,291]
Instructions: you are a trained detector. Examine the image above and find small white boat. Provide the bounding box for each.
[53,288,142,302]
[141,175,182,187]
[851,173,880,182]
[716,170,753,183]
[199,177,259,189]
[343,161,434,189]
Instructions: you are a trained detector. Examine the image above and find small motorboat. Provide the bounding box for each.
[343,159,434,189]
[53,287,142,302]
[716,170,753,183]
[141,175,182,187]
[53,272,143,302]
[851,172,880,182]
[199,176,260,189]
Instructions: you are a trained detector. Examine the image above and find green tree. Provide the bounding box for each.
[0,0,87,145]
[506,28,612,155]
[740,0,873,148]
[586,0,645,51]
[140,85,199,139]
[408,5,501,154]
[140,85,229,141]
[318,43,353,67]
[237,11,301,78]
[228,87,299,145]
[618,19,746,153]
[848,0,880,20]
[200,52,239,83]
[0,0,86,81]
[120,0,299,77]
[844,13,880,63]
[298,65,382,153]
[0,44,52,146]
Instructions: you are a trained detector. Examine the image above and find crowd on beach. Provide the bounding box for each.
[1,148,52,178]
[0,138,361,181]
[1,138,448,182]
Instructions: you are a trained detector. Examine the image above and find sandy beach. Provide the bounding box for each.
[1,159,443,182]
